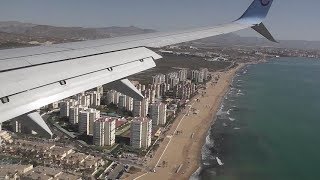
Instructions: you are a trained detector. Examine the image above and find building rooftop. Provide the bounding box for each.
[132,117,151,123]
[14,139,55,150]
[23,166,63,179]
[54,172,81,180]
[96,116,117,123]
[0,164,33,176]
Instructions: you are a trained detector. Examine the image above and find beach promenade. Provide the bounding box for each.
[126,65,243,180]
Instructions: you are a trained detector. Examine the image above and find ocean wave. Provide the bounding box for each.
[190,167,201,180]
[216,157,224,166]
[217,104,226,116]
[229,117,236,121]
[201,129,215,161]
[237,92,245,96]
[205,134,214,147]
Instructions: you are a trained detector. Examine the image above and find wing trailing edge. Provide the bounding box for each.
[252,23,278,43]
[106,78,144,101]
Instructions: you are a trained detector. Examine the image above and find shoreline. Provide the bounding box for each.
[125,63,249,180]
[186,63,247,179]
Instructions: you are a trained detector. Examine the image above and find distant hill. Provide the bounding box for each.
[0,21,319,50]
[0,21,156,49]
[191,33,320,50]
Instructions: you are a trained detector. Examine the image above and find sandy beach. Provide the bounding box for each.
[125,64,244,180]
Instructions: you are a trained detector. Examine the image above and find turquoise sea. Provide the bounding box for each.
[192,58,320,180]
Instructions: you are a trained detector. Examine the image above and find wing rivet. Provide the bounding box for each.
[107,67,113,71]
[59,80,67,85]
[139,59,144,62]
[0,96,9,104]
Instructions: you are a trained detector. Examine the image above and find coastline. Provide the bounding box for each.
[186,63,247,179]
[125,63,247,180]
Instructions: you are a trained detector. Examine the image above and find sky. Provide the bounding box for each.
[0,0,319,41]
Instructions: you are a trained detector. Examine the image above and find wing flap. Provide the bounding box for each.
[106,78,144,101]
[0,47,161,98]
[0,56,157,123]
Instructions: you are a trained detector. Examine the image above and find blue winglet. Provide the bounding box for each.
[236,0,274,25]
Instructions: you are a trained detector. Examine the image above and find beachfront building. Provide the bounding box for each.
[118,95,126,109]
[69,105,87,124]
[160,83,167,97]
[79,111,89,134]
[12,120,22,133]
[169,77,180,89]
[133,98,149,117]
[152,74,166,85]
[178,68,188,81]
[159,103,167,125]
[150,89,156,104]
[93,117,116,146]
[191,70,204,83]
[133,100,142,117]
[150,103,160,126]
[130,117,152,149]
[88,91,101,107]
[48,101,59,109]
[79,93,90,107]
[150,102,167,126]
[125,96,133,111]
[200,68,209,81]
[79,108,100,135]
[69,106,79,124]
[106,90,120,105]
[96,86,104,96]
[155,84,161,98]
[60,101,70,118]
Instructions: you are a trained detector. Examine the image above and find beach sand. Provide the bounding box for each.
[125,64,244,180]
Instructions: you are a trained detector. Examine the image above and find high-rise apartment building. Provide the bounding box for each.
[130,117,152,149]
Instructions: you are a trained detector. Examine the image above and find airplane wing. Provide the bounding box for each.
[0,0,275,136]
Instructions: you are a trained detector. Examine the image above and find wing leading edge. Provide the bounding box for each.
[0,0,276,136]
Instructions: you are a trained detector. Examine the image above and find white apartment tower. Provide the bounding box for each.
[80,94,90,107]
[150,90,156,104]
[88,109,100,135]
[125,96,133,111]
[93,117,116,146]
[133,100,142,117]
[159,103,167,125]
[178,68,188,81]
[106,90,115,104]
[89,91,101,107]
[141,98,149,117]
[133,98,149,117]
[79,111,89,135]
[118,95,127,109]
[69,106,79,124]
[130,117,152,149]
[150,103,160,126]
[150,103,167,126]
[96,86,104,95]
[79,108,100,135]
[60,101,70,118]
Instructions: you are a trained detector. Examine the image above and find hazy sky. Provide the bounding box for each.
[0,0,319,41]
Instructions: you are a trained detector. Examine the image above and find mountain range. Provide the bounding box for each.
[0,21,319,50]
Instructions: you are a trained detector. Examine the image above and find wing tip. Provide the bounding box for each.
[237,0,274,25]
[252,23,278,43]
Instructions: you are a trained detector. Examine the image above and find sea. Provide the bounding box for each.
[191,58,320,180]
